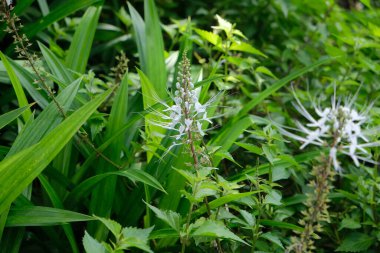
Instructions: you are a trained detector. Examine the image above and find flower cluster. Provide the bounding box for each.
[152,53,213,148]
[280,87,378,171]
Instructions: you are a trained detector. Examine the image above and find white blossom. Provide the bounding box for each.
[280,86,379,171]
[149,53,214,151]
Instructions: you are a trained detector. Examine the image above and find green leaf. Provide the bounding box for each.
[128,2,146,72]
[259,220,303,232]
[94,217,122,238]
[230,42,266,57]
[0,52,32,122]
[6,206,95,227]
[137,68,165,160]
[83,231,106,253]
[23,0,103,38]
[88,73,129,238]
[146,203,181,233]
[120,226,154,253]
[212,14,233,35]
[0,105,33,130]
[39,42,74,85]
[149,228,178,239]
[264,190,282,206]
[7,58,49,108]
[239,210,255,227]
[235,142,263,155]
[66,6,101,73]
[194,28,222,47]
[66,169,166,206]
[192,220,248,245]
[144,0,167,99]
[335,232,374,252]
[0,89,112,214]
[210,116,254,165]
[7,78,81,157]
[360,0,371,8]
[260,232,284,249]
[255,66,278,79]
[194,192,258,217]
[38,175,79,253]
[338,218,361,231]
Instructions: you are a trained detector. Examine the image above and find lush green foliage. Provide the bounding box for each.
[0,0,379,252]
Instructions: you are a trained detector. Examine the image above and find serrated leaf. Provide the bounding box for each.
[338,218,361,231]
[212,14,232,35]
[194,192,257,217]
[239,210,255,227]
[94,217,122,238]
[260,232,284,249]
[335,232,374,252]
[120,226,154,253]
[83,231,106,253]
[264,190,282,206]
[146,203,181,232]
[194,28,222,47]
[192,220,248,245]
[230,42,266,57]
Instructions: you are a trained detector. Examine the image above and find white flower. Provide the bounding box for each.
[279,86,379,171]
[149,53,214,149]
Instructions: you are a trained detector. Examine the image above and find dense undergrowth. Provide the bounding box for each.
[0,0,379,252]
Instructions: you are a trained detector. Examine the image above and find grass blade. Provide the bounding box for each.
[23,0,103,38]
[0,88,112,214]
[66,6,102,74]
[6,206,95,227]
[0,105,33,130]
[0,52,32,122]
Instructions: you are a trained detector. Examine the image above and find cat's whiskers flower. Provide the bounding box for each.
[280,86,378,171]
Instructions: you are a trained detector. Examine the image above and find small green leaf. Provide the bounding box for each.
[149,228,178,239]
[192,220,248,245]
[264,190,282,206]
[239,210,255,227]
[120,226,154,253]
[335,232,374,252]
[256,66,278,79]
[259,220,303,232]
[230,42,266,58]
[235,142,263,155]
[194,192,258,216]
[146,203,181,233]
[338,218,361,231]
[260,232,284,249]
[94,217,122,238]
[194,28,222,47]
[83,231,106,253]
